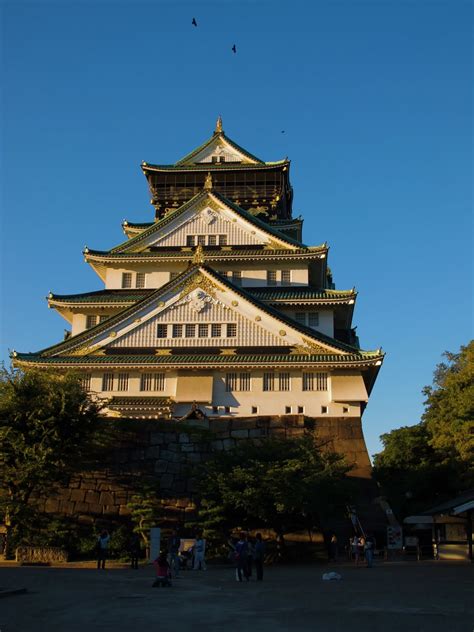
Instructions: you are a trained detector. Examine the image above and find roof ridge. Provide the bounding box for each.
[174,131,264,166]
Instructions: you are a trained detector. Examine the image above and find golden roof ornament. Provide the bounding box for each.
[193,244,205,265]
[204,172,213,190]
[215,115,223,134]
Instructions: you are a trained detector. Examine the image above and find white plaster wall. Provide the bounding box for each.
[279,307,334,338]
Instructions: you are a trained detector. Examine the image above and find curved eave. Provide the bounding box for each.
[13,353,385,371]
[142,160,289,173]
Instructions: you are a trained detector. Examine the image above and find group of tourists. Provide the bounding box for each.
[350,534,375,567]
[228,532,266,582]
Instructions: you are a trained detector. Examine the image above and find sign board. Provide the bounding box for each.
[387,526,403,549]
[149,527,161,562]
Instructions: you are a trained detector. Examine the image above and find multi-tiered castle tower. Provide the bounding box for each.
[14,118,383,424]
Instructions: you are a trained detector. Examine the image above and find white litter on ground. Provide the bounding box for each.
[322,572,342,581]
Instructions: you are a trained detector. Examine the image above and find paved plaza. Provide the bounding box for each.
[0,561,472,631]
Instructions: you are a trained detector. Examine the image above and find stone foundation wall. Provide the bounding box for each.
[37,415,372,524]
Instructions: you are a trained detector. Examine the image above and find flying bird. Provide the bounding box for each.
[232,44,237,53]
[281,130,285,134]
[192,17,197,26]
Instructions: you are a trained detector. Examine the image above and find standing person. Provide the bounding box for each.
[329,534,338,561]
[364,535,374,568]
[129,532,140,570]
[97,530,110,570]
[168,529,181,578]
[254,533,265,581]
[234,533,249,582]
[246,535,254,579]
[351,535,359,565]
[358,536,366,565]
[193,534,206,571]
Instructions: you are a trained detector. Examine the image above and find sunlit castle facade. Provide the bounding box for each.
[14,118,384,420]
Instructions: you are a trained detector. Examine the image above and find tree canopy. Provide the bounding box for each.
[193,433,352,543]
[373,342,474,517]
[0,368,101,551]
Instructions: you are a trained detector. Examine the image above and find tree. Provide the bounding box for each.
[193,434,352,547]
[373,342,474,517]
[127,485,164,551]
[0,368,101,555]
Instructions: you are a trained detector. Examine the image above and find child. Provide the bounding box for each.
[152,552,172,587]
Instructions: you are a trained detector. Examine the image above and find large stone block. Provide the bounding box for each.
[160,473,174,490]
[231,429,249,439]
[154,460,168,473]
[145,446,161,459]
[85,491,100,505]
[44,498,60,513]
[69,489,85,502]
[99,492,115,506]
[150,432,165,445]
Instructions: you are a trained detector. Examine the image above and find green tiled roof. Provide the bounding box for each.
[108,396,172,407]
[49,289,151,304]
[142,161,288,172]
[106,190,305,255]
[14,352,382,367]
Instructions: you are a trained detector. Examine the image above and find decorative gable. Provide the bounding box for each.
[187,138,255,164]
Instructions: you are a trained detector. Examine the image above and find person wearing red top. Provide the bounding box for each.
[153,552,172,587]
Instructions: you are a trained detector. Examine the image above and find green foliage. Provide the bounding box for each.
[373,342,474,518]
[127,485,163,547]
[193,434,352,544]
[0,368,101,552]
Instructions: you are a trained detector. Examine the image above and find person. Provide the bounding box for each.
[364,535,374,568]
[167,529,181,578]
[246,534,254,579]
[329,534,338,561]
[97,530,110,570]
[129,532,141,570]
[153,552,172,587]
[193,534,206,570]
[351,535,359,564]
[358,536,366,565]
[234,533,249,582]
[254,533,265,581]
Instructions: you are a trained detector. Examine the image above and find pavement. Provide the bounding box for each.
[0,560,472,631]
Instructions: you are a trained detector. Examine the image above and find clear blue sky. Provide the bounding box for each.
[1,0,472,458]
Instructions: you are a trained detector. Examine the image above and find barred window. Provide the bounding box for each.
[208,235,217,246]
[154,373,165,391]
[281,270,291,284]
[303,372,328,391]
[218,234,227,246]
[217,270,228,278]
[267,270,277,286]
[197,235,206,246]
[186,235,195,247]
[279,372,290,391]
[121,272,132,289]
[117,373,129,391]
[170,271,179,281]
[225,372,238,392]
[226,323,237,337]
[86,315,97,329]
[308,312,319,328]
[232,271,242,286]
[173,324,183,338]
[211,323,221,337]
[263,372,275,392]
[99,314,109,323]
[185,324,196,338]
[294,313,306,326]
[239,372,251,391]
[82,373,91,391]
[136,272,146,288]
[102,373,114,391]
[156,324,168,338]
[140,373,153,391]
[198,324,208,338]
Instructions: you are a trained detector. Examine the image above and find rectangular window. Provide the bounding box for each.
[102,373,114,391]
[86,315,97,329]
[154,373,165,391]
[263,372,275,392]
[186,235,195,247]
[140,373,153,391]
[225,372,238,392]
[315,372,328,391]
[226,323,237,338]
[212,405,219,414]
[281,270,291,284]
[117,373,129,392]
[211,323,221,337]
[185,324,196,338]
[239,372,251,391]
[321,406,328,414]
[198,324,208,338]
[172,324,183,338]
[232,271,242,286]
[170,271,179,281]
[285,406,292,414]
[225,406,231,414]
[251,406,258,414]
[302,372,314,391]
[197,235,206,246]
[297,406,304,414]
[82,374,91,391]
[279,372,290,392]
[136,272,146,288]
[218,270,228,278]
[267,270,277,286]
[294,313,306,326]
[208,235,217,246]
[343,406,349,414]
[218,234,227,246]
[308,312,319,328]
[156,324,168,338]
[99,314,109,323]
[121,272,132,289]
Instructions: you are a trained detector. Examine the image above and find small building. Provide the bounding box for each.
[404,490,474,561]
